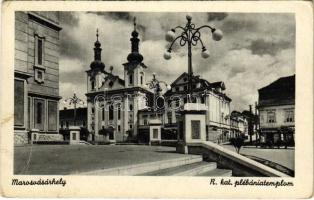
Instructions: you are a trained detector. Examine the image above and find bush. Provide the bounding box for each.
[59,129,70,141]
[98,128,108,136]
[229,137,245,154]
[80,127,89,141]
[137,131,149,144]
[161,129,177,140]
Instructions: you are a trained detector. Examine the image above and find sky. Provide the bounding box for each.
[58,12,295,111]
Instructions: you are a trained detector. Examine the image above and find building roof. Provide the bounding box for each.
[231,110,242,117]
[258,75,295,107]
[210,81,225,90]
[59,107,87,120]
[85,86,153,97]
[241,110,258,122]
[164,72,231,101]
[103,71,125,85]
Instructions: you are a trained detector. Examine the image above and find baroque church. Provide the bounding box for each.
[85,20,153,143]
[86,18,233,144]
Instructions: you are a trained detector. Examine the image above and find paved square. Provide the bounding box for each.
[14,145,189,175]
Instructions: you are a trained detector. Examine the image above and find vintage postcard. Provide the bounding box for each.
[0,1,313,198]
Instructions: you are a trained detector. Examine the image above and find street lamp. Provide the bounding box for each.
[63,93,84,126]
[146,73,171,112]
[147,73,171,94]
[164,14,223,102]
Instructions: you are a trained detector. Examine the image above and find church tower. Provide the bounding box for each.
[87,29,105,92]
[123,17,147,88]
[85,30,106,141]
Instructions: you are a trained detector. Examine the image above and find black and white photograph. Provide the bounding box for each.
[13,10,296,177]
[1,1,313,198]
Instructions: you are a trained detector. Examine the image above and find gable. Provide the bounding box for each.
[170,72,188,86]
[99,74,124,91]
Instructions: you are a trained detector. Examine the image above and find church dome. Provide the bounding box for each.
[127,52,143,63]
[132,30,139,38]
[90,60,105,70]
[94,40,101,48]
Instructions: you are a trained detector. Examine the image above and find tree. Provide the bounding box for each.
[98,128,108,137]
[80,127,89,141]
[229,136,245,154]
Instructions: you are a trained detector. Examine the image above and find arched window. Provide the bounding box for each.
[118,105,121,120]
[91,81,95,90]
[129,104,133,111]
[140,76,143,85]
[109,104,114,120]
[129,74,133,85]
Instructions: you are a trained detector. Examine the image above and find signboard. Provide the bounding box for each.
[191,120,200,139]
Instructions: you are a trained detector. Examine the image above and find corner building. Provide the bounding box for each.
[14,12,62,145]
[162,74,232,142]
[257,75,295,147]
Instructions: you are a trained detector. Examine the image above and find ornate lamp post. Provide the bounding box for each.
[164,14,223,102]
[146,73,171,112]
[63,93,84,126]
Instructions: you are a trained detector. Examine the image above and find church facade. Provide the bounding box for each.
[85,21,153,143]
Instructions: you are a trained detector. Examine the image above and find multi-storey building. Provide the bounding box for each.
[14,12,62,145]
[85,21,152,143]
[257,75,295,147]
[59,107,87,129]
[230,110,248,139]
[160,74,232,143]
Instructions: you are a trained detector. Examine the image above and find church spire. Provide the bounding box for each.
[90,29,105,70]
[94,28,102,61]
[127,17,143,63]
[133,17,136,31]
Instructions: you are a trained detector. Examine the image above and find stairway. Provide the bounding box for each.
[82,155,232,176]
[138,160,232,176]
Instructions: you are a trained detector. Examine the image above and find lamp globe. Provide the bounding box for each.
[163,51,171,60]
[212,29,223,41]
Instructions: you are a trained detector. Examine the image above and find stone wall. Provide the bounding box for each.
[37,133,63,142]
[26,12,60,96]
[14,131,64,145]
[15,12,29,73]
[14,132,29,145]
